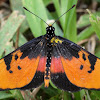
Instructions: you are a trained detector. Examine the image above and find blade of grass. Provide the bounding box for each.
[77,11,100,28]
[74,90,88,100]
[10,0,29,47]
[0,91,13,99]
[87,9,100,40]
[53,0,67,29]
[0,11,25,55]
[5,42,14,55]
[63,92,72,100]
[10,90,24,100]
[77,26,94,42]
[22,0,48,37]
[64,0,78,43]
[90,90,100,100]
[77,14,90,28]
[60,0,69,27]
[43,0,51,6]
[95,46,100,57]
[53,0,78,42]
[13,33,27,46]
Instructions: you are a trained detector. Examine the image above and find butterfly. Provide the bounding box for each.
[0,5,100,92]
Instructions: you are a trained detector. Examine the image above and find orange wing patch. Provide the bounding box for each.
[0,50,40,89]
[61,49,100,89]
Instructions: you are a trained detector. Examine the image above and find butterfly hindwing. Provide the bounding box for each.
[54,36,100,90]
[0,36,47,90]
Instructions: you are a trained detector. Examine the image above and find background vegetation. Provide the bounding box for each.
[0,0,100,99]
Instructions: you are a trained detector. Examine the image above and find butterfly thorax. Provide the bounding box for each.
[44,25,55,87]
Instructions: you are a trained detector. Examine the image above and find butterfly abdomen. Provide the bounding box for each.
[44,26,55,87]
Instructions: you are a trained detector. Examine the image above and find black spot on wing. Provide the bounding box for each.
[88,70,92,73]
[83,53,86,61]
[21,71,44,89]
[88,54,97,73]
[18,66,21,70]
[9,70,13,73]
[4,54,12,71]
[51,73,81,92]
[15,54,18,60]
[20,48,31,59]
[6,65,10,71]
[80,65,83,70]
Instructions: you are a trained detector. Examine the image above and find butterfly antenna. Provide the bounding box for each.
[23,7,49,26]
[52,5,76,25]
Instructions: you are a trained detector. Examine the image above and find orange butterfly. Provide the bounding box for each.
[0,5,100,92]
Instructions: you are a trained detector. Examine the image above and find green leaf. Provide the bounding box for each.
[49,94,61,100]
[77,11,100,28]
[50,80,57,89]
[22,0,48,37]
[0,91,13,99]
[43,0,51,6]
[13,33,27,46]
[74,90,88,100]
[10,90,24,100]
[10,0,29,33]
[0,11,25,55]
[95,46,100,57]
[5,42,14,55]
[64,0,78,43]
[63,92,72,100]
[53,0,63,28]
[10,0,30,47]
[77,26,94,42]
[87,9,100,40]
[77,14,90,28]
[90,91,100,100]
[53,0,78,42]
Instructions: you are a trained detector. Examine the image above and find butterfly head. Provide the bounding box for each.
[46,25,55,31]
